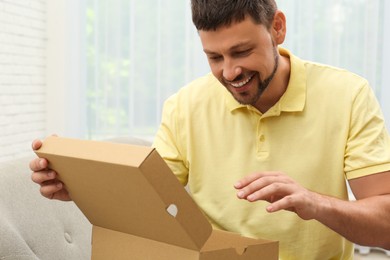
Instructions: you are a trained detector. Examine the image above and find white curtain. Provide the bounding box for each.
[83,0,207,139]
[380,0,390,130]
[279,0,384,94]
[80,0,389,140]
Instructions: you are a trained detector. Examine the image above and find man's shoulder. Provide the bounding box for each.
[304,60,367,83]
[301,60,370,95]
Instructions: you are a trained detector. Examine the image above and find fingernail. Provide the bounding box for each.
[39,159,45,168]
[48,171,55,178]
[56,182,62,188]
[234,181,241,188]
[237,191,244,198]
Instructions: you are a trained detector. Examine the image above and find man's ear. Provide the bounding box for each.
[271,10,287,45]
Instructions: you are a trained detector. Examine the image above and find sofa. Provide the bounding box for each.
[0,137,151,260]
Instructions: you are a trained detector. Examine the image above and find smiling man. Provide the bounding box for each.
[153,0,390,259]
[30,0,390,259]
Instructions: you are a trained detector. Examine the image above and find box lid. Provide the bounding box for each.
[35,136,212,250]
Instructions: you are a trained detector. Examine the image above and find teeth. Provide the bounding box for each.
[231,75,253,88]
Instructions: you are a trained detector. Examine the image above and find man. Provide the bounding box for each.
[30,0,390,259]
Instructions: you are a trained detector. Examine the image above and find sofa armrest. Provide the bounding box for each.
[0,137,152,260]
[0,155,92,260]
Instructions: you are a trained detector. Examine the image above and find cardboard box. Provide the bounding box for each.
[35,136,278,259]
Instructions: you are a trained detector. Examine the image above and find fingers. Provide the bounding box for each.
[31,170,70,201]
[267,191,323,220]
[39,180,64,200]
[29,136,70,201]
[243,182,294,202]
[30,139,45,171]
[40,181,70,201]
[235,172,322,220]
[266,195,296,213]
[235,172,293,200]
[234,172,280,189]
[31,168,55,184]
[32,134,58,151]
[29,157,48,172]
[31,139,42,151]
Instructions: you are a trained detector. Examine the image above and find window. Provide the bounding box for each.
[70,0,389,140]
[279,0,384,95]
[83,0,207,140]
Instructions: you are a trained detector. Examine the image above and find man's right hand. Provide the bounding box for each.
[29,139,72,201]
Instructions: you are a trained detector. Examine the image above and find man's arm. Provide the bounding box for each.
[234,170,390,249]
[319,171,390,249]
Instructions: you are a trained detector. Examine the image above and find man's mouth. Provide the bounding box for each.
[229,73,255,88]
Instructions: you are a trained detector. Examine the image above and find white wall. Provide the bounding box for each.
[0,0,47,162]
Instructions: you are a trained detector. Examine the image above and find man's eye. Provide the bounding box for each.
[235,50,251,57]
[209,56,222,61]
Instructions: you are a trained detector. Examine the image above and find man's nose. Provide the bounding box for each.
[222,60,242,82]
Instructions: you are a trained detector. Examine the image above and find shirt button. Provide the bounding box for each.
[259,135,265,142]
[64,232,73,244]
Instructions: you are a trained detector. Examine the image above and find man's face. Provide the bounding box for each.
[199,16,279,106]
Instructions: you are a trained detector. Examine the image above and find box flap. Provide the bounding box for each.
[35,136,212,250]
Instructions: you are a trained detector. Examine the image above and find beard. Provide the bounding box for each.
[226,45,279,106]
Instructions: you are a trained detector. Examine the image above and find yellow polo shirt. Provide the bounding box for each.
[153,48,390,260]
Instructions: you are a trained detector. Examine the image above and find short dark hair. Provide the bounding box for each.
[191,0,278,31]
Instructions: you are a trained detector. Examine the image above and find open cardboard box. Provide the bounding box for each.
[35,137,278,259]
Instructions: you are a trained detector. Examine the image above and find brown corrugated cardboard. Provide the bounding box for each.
[35,136,278,259]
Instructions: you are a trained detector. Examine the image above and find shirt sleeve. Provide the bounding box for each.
[344,81,390,179]
[152,94,189,185]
